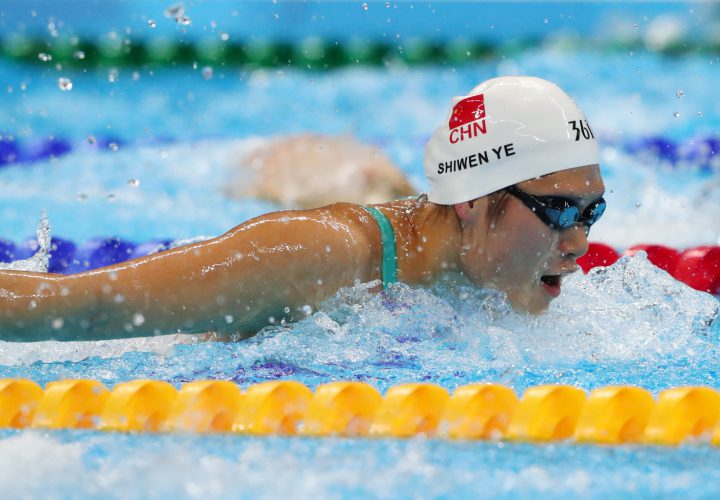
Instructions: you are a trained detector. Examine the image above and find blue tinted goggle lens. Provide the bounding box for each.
[506,186,606,231]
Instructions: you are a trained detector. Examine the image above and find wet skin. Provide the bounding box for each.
[0,165,604,342]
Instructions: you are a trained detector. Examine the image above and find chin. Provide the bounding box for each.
[508,291,552,315]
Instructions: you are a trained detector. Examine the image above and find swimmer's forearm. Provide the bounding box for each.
[0,270,100,342]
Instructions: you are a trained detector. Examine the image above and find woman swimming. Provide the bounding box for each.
[0,76,605,342]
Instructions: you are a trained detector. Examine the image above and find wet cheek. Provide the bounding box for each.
[494,230,552,283]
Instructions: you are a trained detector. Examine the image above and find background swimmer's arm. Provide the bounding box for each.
[0,206,376,342]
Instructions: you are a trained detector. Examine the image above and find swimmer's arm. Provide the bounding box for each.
[0,207,375,342]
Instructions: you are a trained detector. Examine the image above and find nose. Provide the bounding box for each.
[558,224,590,260]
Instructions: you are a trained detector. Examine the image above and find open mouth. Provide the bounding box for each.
[540,274,562,297]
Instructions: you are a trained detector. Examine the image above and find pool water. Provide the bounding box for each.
[2,2,720,498]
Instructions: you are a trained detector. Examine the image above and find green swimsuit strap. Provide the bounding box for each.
[362,205,398,288]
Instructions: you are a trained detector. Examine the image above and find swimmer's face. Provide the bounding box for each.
[456,165,605,314]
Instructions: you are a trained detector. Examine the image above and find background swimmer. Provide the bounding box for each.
[0,76,605,342]
[225,134,415,209]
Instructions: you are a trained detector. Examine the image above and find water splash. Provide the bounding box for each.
[0,213,51,272]
[3,254,716,393]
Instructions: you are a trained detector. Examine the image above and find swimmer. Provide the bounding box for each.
[0,76,605,342]
[225,133,415,209]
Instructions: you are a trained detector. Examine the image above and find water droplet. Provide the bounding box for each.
[225,314,234,324]
[132,313,145,326]
[73,50,85,60]
[109,142,119,152]
[128,178,140,187]
[201,66,213,80]
[361,2,368,10]
[148,19,156,28]
[635,202,642,208]
[675,90,684,98]
[164,3,185,19]
[57,77,72,91]
[77,193,88,202]
[220,32,229,41]
[38,52,52,62]
[673,112,680,118]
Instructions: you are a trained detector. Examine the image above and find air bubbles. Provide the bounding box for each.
[132,70,140,81]
[128,178,140,187]
[164,3,185,19]
[57,77,72,91]
[225,315,234,324]
[77,193,88,202]
[544,18,549,24]
[385,2,390,7]
[675,90,684,98]
[201,66,213,80]
[633,23,639,29]
[283,306,291,314]
[164,3,191,25]
[160,149,169,159]
[361,2,368,10]
[132,313,146,326]
[108,68,119,83]
[87,135,96,145]
[51,318,64,330]
[73,50,85,60]
[108,142,119,152]
[148,19,156,28]
[697,111,704,117]
[107,193,116,202]
[38,52,52,62]
[220,32,229,41]
[673,112,680,118]
[635,202,642,208]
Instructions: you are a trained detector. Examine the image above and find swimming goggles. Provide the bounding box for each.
[504,185,606,232]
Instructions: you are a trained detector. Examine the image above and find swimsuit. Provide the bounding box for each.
[361,206,398,288]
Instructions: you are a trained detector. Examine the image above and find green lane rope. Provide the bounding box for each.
[1,34,716,70]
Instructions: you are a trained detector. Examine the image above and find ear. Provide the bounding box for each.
[453,198,483,223]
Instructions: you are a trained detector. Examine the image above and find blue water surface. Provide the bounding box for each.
[2,2,720,497]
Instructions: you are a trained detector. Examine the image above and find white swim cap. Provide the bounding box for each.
[424,76,600,205]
